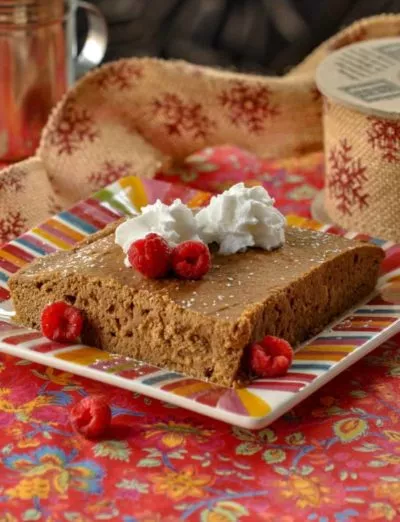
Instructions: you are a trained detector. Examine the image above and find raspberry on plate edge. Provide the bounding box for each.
[249,335,294,378]
[41,301,83,343]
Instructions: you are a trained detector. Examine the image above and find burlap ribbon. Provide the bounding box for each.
[1,13,400,244]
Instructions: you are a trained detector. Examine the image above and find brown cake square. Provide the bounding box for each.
[8,222,383,386]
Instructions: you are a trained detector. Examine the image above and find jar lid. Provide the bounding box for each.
[0,0,64,26]
[316,37,400,120]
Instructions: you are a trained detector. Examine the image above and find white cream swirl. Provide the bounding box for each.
[115,199,200,266]
[195,183,286,254]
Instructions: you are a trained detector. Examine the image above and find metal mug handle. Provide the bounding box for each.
[66,0,108,85]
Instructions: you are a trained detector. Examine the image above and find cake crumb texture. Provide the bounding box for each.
[9,225,383,387]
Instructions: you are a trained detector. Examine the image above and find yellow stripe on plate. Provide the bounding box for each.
[237,388,271,417]
[56,347,111,365]
[286,215,308,227]
[301,344,354,353]
[32,228,71,250]
[0,250,27,268]
[120,177,148,211]
[287,215,324,230]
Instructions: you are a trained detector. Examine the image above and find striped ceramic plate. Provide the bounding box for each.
[0,176,399,429]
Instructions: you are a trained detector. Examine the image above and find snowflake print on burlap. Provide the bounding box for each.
[152,93,215,140]
[311,86,323,118]
[94,62,143,91]
[0,212,26,244]
[0,167,24,192]
[218,81,279,134]
[88,160,132,188]
[311,86,322,102]
[47,195,63,215]
[367,117,400,163]
[47,100,99,156]
[328,139,369,216]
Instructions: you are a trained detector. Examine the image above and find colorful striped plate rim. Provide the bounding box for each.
[0,176,399,429]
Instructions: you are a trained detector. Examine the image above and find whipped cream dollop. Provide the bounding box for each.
[115,199,200,266]
[195,183,286,255]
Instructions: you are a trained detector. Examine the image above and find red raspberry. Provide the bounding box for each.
[171,241,211,280]
[70,396,111,439]
[128,233,171,279]
[249,335,294,378]
[41,301,83,343]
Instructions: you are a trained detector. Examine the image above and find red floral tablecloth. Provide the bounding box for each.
[1,147,400,522]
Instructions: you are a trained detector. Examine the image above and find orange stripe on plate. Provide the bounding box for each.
[169,382,211,397]
[0,249,27,268]
[187,193,211,208]
[56,347,111,365]
[47,219,85,242]
[286,215,323,230]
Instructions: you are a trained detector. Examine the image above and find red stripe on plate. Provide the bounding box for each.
[249,381,306,392]
[0,321,19,331]
[325,225,347,236]
[276,372,316,382]
[381,245,400,275]
[353,233,372,242]
[69,204,106,230]
[334,325,392,333]
[334,316,395,331]
[298,350,348,358]
[306,337,365,346]
[30,340,66,353]
[194,389,226,407]
[2,332,43,344]
[2,244,35,263]
[40,223,76,245]
[85,198,122,220]
[22,234,56,253]
[80,202,119,227]
[0,287,10,301]
[0,257,19,274]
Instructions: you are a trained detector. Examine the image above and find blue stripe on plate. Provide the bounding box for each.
[368,238,387,247]
[15,238,46,256]
[317,335,372,340]
[0,272,9,283]
[141,372,182,385]
[58,211,98,234]
[291,363,332,371]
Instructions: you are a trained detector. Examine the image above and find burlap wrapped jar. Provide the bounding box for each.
[323,101,400,241]
[317,37,400,242]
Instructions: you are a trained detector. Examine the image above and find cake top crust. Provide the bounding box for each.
[15,226,382,321]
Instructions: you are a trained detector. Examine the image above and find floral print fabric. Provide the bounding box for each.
[0,146,399,521]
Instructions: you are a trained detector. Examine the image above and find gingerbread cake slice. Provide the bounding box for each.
[8,222,383,387]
